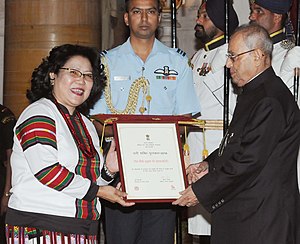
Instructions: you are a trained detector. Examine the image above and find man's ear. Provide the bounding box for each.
[253,49,265,66]
[124,13,129,26]
[273,13,282,25]
[253,48,263,59]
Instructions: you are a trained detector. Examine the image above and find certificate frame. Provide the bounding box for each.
[113,120,187,203]
[160,0,183,13]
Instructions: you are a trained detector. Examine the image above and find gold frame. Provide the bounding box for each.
[160,0,183,12]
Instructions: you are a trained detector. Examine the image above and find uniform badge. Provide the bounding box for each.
[1,115,15,124]
[154,66,178,80]
[197,63,211,76]
[280,39,295,50]
[0,107,15,124]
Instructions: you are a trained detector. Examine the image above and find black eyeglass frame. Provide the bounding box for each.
[226,49,256,62]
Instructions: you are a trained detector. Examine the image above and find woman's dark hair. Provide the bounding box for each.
[26,44,106,115]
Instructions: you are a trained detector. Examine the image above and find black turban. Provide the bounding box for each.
[205,0,239,35]
[253,0,292,14]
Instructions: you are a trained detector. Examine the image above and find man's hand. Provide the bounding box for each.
[97,185,135,207]
[187,161,209,184]
[172,185,199,207]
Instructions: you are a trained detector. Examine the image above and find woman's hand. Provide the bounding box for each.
[97,185,135,207]
[0,194,9,215]
[105,139,119,174]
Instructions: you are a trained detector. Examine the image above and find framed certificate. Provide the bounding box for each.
[113,121,187,203]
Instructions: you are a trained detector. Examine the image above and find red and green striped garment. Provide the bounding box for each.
[16,113,101,220]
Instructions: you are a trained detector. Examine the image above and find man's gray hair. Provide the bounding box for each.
[232,23,273,57]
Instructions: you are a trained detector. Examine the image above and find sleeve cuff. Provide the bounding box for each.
[82,182,99,202]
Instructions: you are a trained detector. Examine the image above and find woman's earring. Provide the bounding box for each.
[50,78,55,86]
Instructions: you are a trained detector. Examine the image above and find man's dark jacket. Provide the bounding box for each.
[192,67,300,244]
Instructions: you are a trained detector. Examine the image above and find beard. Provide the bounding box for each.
[194,24,218,44]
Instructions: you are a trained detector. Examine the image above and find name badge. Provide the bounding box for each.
[114,76,131,81]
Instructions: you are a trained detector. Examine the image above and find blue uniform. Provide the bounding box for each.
[91,38,200,116]
[91,38,200,244]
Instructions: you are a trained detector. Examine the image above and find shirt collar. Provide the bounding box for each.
[270,29,286,45]
[241,66,274,94]
[120,38,169,56]
[205,35,225,51]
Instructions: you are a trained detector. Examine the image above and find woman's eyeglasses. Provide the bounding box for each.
[59,67,93,82]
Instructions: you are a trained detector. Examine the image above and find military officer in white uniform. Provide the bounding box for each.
[187,0,239,242]
[282,46,300,192]
[249,0,296,92]
[281,46,300,103]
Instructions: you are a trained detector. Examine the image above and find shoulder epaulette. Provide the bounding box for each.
[188,58,193,69]
[100,50,108,57]
[0,107,16,124]
[1,115,15,124]
[280,39,295,50]
[176,48,186,57]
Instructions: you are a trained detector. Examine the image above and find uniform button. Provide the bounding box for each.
[120,87,124,91]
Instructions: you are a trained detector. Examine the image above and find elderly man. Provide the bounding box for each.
[187,0,238,242]
[173,24,300,244]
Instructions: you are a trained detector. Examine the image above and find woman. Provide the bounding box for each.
[5,44,133,243]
